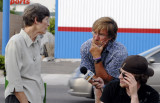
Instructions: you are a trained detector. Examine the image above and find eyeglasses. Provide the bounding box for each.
[119,69,127,78]
[92,31,107,38]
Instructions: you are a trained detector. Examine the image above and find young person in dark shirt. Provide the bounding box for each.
[93,55,159,103]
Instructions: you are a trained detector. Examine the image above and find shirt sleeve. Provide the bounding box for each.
[5,39,24,93]
[80,42,94,71]
[105,46,128,78]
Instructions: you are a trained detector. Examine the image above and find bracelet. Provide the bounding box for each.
[93,56,101,60]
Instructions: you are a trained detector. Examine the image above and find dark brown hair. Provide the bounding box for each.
[23,3,50,27]
[134,74,149,84]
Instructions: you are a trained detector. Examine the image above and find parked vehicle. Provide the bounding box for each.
[68,45,160,100]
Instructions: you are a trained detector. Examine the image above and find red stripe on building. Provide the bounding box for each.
[58,27,160,33]
[58,27,92,32]
[118,28,160,33]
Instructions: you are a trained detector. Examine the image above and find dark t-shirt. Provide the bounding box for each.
[101,79,159,103]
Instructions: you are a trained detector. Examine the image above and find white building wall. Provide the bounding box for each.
[58,0,160,29]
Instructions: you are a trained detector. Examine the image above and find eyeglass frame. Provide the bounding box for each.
[91,31,108,38]
[119,69,127,78]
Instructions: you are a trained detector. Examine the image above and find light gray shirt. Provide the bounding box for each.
[5,29,45,103]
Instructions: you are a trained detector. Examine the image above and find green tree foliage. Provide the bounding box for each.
[0,0,3,12]
[0,55,5,70]
[0,55,6,76]
[10,7,16,14]
[0,0,16,14]
[48,17,55,35]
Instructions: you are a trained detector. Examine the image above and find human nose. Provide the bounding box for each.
[119,73,122,79]
[94,33,100,40]
[119,72,124,79]
[48,23,50,26]
[47,19,50,26]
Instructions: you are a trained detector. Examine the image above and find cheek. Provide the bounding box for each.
[100,38,107,43]
[44,22,48,27]
[42,21,48,26]
[120,81,127,87]
[93,35,97,39]
[103,38,111,43]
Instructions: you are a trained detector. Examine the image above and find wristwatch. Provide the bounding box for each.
[94,58,102,64]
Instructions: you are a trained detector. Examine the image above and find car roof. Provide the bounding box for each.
[139,45,160,57]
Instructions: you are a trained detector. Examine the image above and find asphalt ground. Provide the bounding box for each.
[41,60,81,74]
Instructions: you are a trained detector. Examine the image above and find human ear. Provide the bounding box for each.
[34,17,38,24]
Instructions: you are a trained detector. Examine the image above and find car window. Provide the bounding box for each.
[149,51,160,63]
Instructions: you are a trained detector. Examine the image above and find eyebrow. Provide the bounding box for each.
[119,69,126,74]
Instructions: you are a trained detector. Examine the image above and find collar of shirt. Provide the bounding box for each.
[103,41,114,53]
[20,29,40,47]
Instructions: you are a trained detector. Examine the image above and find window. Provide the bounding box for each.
[149,51,160,63]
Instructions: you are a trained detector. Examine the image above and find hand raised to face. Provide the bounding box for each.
[89,39,107,58]
[122,71,138,97]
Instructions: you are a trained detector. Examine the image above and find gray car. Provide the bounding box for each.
[68,45,160,100]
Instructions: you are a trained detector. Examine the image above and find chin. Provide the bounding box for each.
[97,44,102,47]
[95,43,102,47]
[120,83,127,88]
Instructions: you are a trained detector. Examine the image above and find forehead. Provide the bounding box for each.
[120,68,128,73]
[94,28,108,34]
[93,22,108,31]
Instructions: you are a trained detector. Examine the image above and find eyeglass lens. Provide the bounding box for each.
[119,69,127,78]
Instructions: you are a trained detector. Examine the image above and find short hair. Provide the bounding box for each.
[23,3,50,27]
[92,17,118,41]
[134,74,149,84]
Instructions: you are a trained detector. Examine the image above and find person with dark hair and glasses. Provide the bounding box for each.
[5,3,50,103]
[80,17,128,102]
[93,55,159,103]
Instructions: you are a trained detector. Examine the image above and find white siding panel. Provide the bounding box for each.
[58,0,160,28]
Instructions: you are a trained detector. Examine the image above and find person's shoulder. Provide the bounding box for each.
[143,84,159,94]
[105,79,120,89]
[112,41,126,49]
[81,38,92,49]
[140,84,159,100]
[82,39,92,45]
[102,79,120,96]
[108,41,128,56]
[5,34,24,51]
[8,33,23,44]
[108,78,120,84]
[111,41,128,53]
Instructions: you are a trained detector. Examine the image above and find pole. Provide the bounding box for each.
[2,0,10,55]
